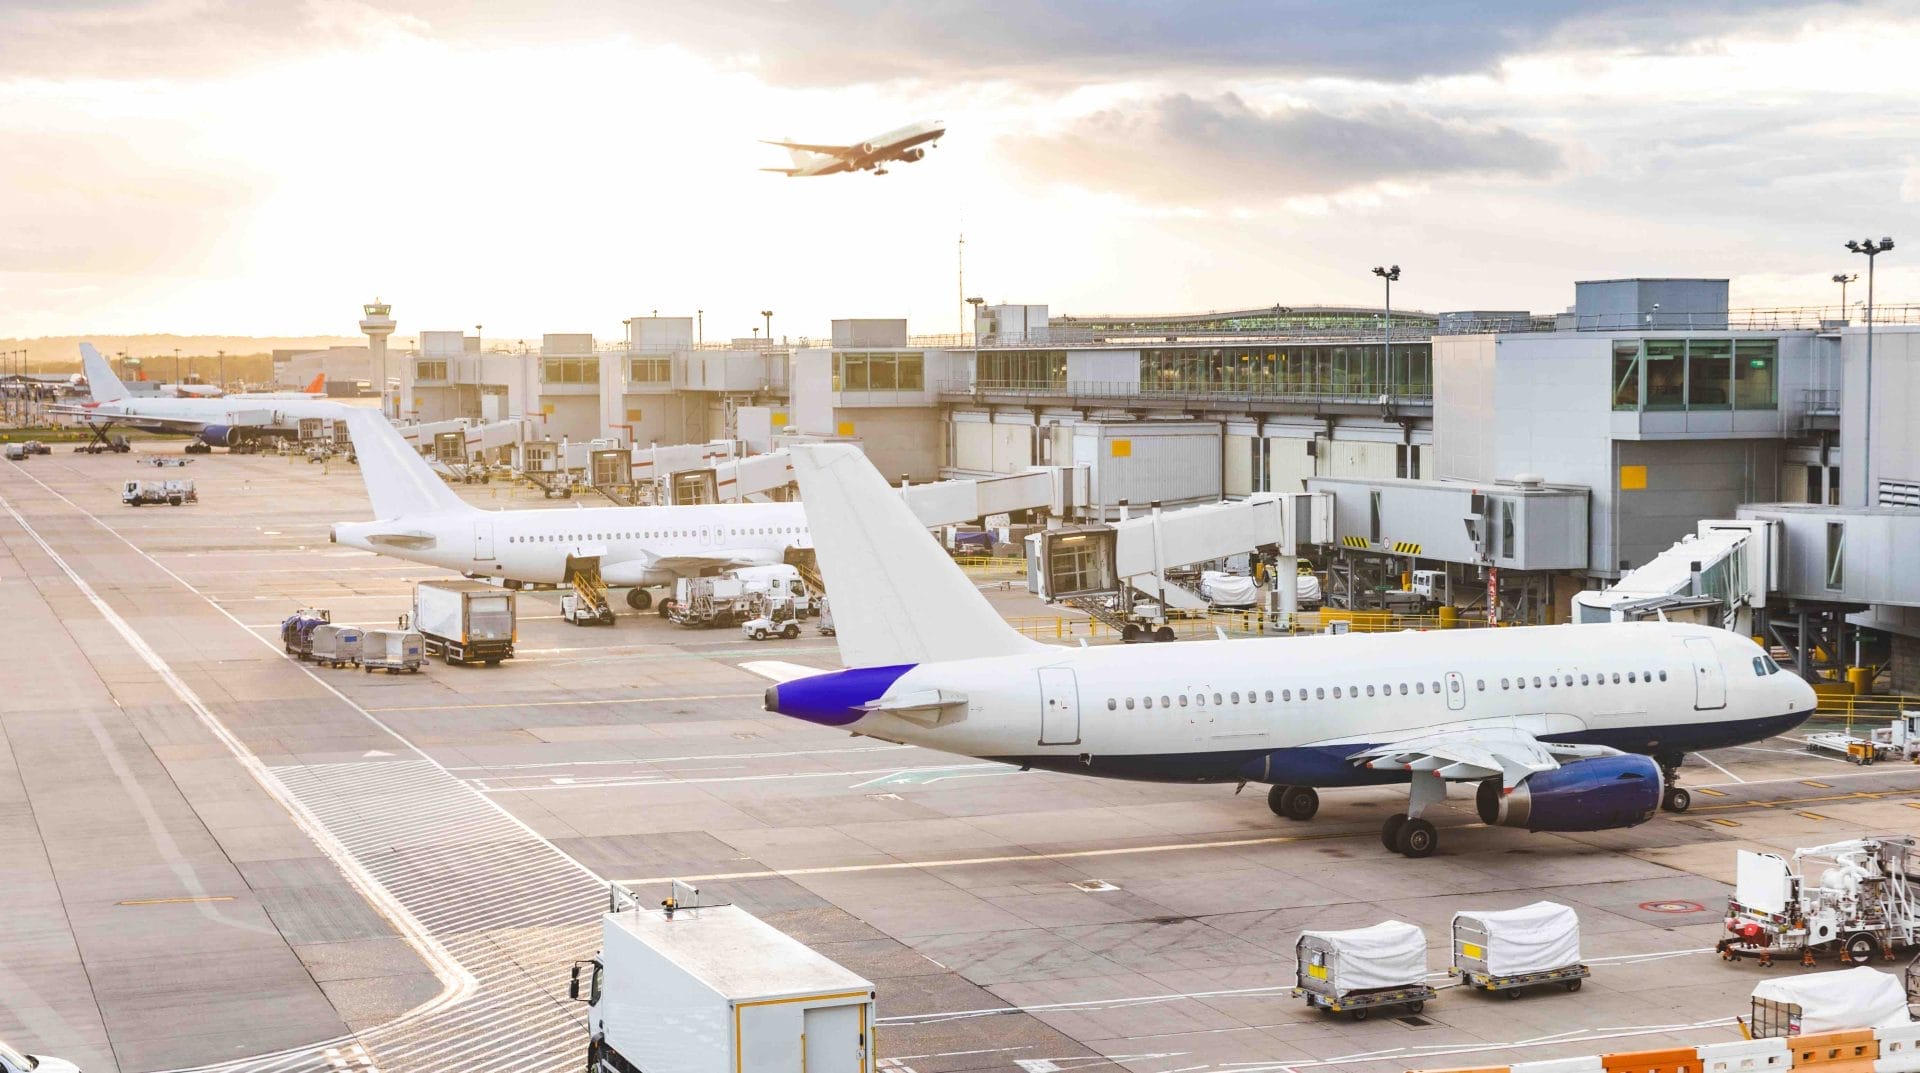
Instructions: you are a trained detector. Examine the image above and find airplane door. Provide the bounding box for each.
[474,520,494,561]
[1684,637,1726,710]
[1444,671,1466,711]
[1038,667,1080,745]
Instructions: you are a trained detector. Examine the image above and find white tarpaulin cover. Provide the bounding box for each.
[1452,901,1582,976]
[1299,920,1428,992]
[1752,967,1914,1033]
[1200,571,1258,608]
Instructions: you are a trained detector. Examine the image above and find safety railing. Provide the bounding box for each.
[1002,607,1501,643]
[952,555,1028,580]
[1812,691,1920,728]
[940,379,1434,405]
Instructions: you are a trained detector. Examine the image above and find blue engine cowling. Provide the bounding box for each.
[199,424,234,446]
[1477,754,1663,832]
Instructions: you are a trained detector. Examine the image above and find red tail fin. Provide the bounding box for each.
[304,372,325,393]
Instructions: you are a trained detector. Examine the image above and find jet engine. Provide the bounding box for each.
[857,142,875,156]
[900,147,926,162]
[199,424,235,446]
[1476,754,1662,832]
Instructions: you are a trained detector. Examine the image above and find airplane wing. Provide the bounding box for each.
[641,550,774,575]
[759,167,803,175]
[739,660,824,683]
[759,139,855,155]
[1346,727,1622,791]
[45,404,203,432]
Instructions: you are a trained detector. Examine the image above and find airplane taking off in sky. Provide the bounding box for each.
[761,120,944,177]
[329,408,812,611]
[757,445,1817,859]
[52,343,354,450]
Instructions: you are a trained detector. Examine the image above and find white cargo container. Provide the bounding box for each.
[359,629,424,673]
[412,580,515,665]
[574,894,875,1073]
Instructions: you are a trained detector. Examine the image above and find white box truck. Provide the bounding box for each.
[573,889,875,1073]
[412,580,515,665]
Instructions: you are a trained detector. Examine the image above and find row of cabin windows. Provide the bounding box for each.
[1102,669,1669,711]
[507,525,807,544]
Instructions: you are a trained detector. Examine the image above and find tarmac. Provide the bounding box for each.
[3,443,1918,1073]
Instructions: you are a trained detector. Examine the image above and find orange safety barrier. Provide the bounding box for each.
[1407,1067,1509,1073]
[1790,1028,1877,1073]
[1600,1048,1701,1073]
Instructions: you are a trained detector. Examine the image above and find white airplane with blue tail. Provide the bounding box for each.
[754,444,1817,859]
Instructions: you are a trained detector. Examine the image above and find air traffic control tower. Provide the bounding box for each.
[359,299,397,417]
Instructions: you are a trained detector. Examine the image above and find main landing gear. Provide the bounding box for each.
[1381,771,1447,859]
[626,588,653,611]
[1268,785,1319,821]
[1657,752,1691,814]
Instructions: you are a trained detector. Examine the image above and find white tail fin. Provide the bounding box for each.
[344,409,474,519]
[79,343,128,402]
[790,443,1040,668]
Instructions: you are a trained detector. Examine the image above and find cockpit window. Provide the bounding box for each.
[1753,656,1766,676]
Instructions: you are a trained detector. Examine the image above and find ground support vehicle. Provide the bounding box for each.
[570,883,875,1073]
[122,479,195,506]
[1720,837,1920,966]
[1,1039,80,1073]
[308,624,364,668]
[817,598,836,636]
[1450,902,1589,999]
[280,608,331,660]
[138,456,191,467]
[1747,965,1915,1036]
[3,444,24,461]
[359,629,425,673]
[742,596,802,641]
[1293,921,1436,1021]
[75,432,130,454]
[413,581,515,666]
[24,441,49,455]
[1804,712,1920,765]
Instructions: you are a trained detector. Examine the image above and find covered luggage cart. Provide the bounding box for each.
[1293,920,1435,1021]
[1451,901,1590,998]
[1748,965,1913,1037]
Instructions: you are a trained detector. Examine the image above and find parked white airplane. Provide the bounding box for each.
[761,120,944,177]
[328,408,811,611]
[756,445,1817,859]
[52,344,355,450]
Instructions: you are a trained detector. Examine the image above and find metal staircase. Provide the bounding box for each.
[783,547,825,596]
[565,556,615,625]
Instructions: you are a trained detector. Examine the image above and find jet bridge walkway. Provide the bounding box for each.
[1571,521,1774,634]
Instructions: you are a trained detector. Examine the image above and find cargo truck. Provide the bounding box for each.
[412,580,515,666]
[122,479,195,506]
[571,884,875,1073]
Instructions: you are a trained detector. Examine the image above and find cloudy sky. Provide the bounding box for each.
[2,0,1917,340]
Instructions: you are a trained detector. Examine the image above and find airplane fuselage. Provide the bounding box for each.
[770,622,1816,784]
[333,501,813,587]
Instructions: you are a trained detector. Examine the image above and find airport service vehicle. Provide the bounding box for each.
[817,598,836,637]
[3,444,24,461]
[760,118,944,177]
[412,580,515,666]
[122,479,195,506]
[755,445,1818,860]
[74,433,130,454]
[1293,920,1435,1020]
[1747,965,1915,1036]
[1450,901,1589,998]
[359,629,424,674]
[0,1040,80,1073]
[669,566,813,629]
[307,624,364,668]
[280,608,332,660]
[742,596,802,641]
[1199,570,1258,609]
[571,885,875,1073]
[23,441,49,456]
[329,408,814,615]
[1720,837,1920,966]
[53,344,354,453]
[1804,711,1920,765]
[138,456,191,467]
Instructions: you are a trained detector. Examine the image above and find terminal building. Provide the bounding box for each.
[360,275,1920,688]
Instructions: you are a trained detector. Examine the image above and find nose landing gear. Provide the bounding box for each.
[1656,752,1691,813]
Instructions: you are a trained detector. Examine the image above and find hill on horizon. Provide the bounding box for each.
[0,334,404,374]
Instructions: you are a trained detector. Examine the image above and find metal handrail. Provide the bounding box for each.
[941,378,1434,403]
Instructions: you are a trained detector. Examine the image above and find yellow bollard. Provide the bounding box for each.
[1437,605,1457,629]
[1846,666,1870,696]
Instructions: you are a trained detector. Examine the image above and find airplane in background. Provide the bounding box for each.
[754,444,1817,860]
[760,120,944,177]
[51,343,355,451]
[117,370,327,399]
[329,408,813,612]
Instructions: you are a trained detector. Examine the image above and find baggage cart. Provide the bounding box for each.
[1451,901,1590,999]
[359,629,425,674]
[1293,920,1436,1021]
[1748,965,1913,1037]
[308,624,364,668]
[280,608,331,660]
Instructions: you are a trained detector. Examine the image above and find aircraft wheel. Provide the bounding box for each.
[1398,818,1438,858]
[1278,785,1319,822]
[1662,786,1691,813]
[1380,813,1408,852]
[626,588,652,610]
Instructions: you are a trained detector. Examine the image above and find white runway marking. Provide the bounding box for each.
[1694,751,1746,783]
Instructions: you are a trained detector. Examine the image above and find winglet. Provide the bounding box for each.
[79,343,129,402]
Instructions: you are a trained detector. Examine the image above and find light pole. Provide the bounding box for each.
[1372,265,1400,396]
[217,349,226,390]
[1831,273,1857,319]
[173,347,182,385]
[1846,236,1895,504]
[761,310,774,350]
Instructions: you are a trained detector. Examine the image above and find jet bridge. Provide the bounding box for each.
[1026,493,1331,626]
[1572,521,1778,633]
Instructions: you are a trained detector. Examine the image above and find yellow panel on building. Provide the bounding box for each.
[1111,439,1132,458]
[625,408,643,422]
[771,411,788,427]
[1619,464,1648,490]
[836,421,856,437]
[541,403,556,416]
